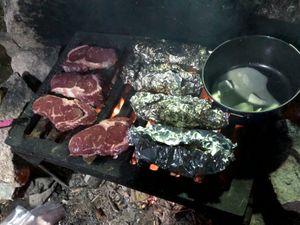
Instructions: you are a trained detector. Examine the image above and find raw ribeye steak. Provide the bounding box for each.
[69,117,130,157]
[51,72,104,108]
[63,45,118,72]
[32,95,97,132]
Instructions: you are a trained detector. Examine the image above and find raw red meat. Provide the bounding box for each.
[69,117,130,157]
[32,95,97,132]
[51,72,104,108]
[63,45,118,72]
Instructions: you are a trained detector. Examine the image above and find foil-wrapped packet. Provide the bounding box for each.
[128,125,236,176]
[133,39,209,70]
[127,63,201,96]
[130,92,229,129]
[121,39,209,96]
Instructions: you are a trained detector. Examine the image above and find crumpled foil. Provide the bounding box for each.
[128,125,236,176]
[121,39,209,96]
[130,124,236,154]
[133,40,209,69]
[130,92,229,129]
[125,63,201,96]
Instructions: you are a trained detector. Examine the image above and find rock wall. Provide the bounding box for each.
[0,0,60,82]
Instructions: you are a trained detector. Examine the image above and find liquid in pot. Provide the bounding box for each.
[211,66,291,112]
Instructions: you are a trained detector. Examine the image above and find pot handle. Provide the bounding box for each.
[230,113,245,118]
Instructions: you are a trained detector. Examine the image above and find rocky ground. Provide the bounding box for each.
[271,121,300,211]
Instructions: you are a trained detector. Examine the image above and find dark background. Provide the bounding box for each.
[17,0,300,48]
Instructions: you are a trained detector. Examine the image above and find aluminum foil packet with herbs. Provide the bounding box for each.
[124,63,201,96]
[121,39,209,96]
[130,92,229,129]
[133,39,209,70]
[128,125,236,176]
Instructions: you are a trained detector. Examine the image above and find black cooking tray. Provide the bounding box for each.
[5,32,252,222]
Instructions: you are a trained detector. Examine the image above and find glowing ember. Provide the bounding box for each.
[231,124,244,143]
[145,120,155,127]
[149,164,159,171]
[193,176,203,183]
[235,124,244,129]
[129,112,137,124]
[95,107,101,114]
[130,153,138,165]
[199,89,212,101]
[170,172,180,177]
[110,97,125,118]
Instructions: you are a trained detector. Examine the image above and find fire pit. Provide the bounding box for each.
[5,32,254,224]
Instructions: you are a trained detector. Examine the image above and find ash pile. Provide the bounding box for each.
[0,170,213,225]
[58,173,213,225]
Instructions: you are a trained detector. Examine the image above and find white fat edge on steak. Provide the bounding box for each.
[98,119,124,131]
[66,45,89,59]
[65,45,117,70]
[65,58,114,69]
[62,64,86,72]
[52,75,102,98]
[68,135,81,154]
[52,86,85,99]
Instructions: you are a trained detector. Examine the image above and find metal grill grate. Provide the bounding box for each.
[5,32,253,224]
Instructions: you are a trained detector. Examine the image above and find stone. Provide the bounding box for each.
[0,127,15,184]
[25,177,57,207]
[270,121,300,205]
[1,0,60,83]
[0,32,20,57]
[0,73,33,120]
[1,0,43,49]
[255,0,300,23]
[250,213,265,225]
[11,47,59,82]
[0,4,6,32]
[0,127,19,200]
[0,33,60,83]
[0,44,12,84]
[283,201,300,214]
[84,175,104,189]
[0,33,59,84]
[239,0,300,24]
[0,183,15,201]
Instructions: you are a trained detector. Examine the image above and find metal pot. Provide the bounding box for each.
[202,35,300,124]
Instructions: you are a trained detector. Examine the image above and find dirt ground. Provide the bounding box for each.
[0,172,213,225]
[55,174,213,225]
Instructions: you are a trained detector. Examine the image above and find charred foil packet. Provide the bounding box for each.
[121,40,209,96]
[130,92,229,129]
[128,125,236,176]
